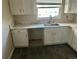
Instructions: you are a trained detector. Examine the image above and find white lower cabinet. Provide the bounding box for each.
[12,29,29,47]
[72,35,77,51]
[68,27,77,51]
[11,26,77,51]
[44,27,68,45]
[72,26,77,51]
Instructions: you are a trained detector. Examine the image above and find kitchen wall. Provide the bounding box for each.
[14,15,37,26]
[2,0,14,59]
[37,13,77,24]
[14,13,76,26]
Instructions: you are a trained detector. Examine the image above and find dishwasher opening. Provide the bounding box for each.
[28,28,44,47]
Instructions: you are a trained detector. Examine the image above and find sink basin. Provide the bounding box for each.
[44,23,59,26]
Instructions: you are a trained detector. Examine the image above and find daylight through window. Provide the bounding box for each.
[37,4,61,18]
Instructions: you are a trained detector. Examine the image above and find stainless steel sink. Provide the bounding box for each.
[44,23,59,26]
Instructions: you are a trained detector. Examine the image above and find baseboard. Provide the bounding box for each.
[8,48,15,59]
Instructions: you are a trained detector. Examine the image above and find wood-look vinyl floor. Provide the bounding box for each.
[11,44,77,59]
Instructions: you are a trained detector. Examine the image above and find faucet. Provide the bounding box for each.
[48,15,52,24]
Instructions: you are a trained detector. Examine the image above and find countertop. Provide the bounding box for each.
[10,23,77,30]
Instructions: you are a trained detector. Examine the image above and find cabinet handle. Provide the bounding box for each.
[23,9,24,13]
[17,31,20,32]
[17,31,24,32]
[19,9,21,13]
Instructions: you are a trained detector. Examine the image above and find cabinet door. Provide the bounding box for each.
[72,34,77,51]
[67,27,77,51]
[54,27,68,44]
[64,0,77,13]
[12,29,29,47]
[69,0,77,13]
[44,28,56,45]
[23,0,36,15]
[9,0,24,15]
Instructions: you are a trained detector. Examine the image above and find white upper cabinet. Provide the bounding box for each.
[64,0,77,13]
[68,26,77,51]
[9,0,23,15]
[9,0,36,15]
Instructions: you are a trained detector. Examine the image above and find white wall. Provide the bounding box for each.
[2,0,14,59]
[14,15,37,26]
[37,13,76,23]
[14,13,76,26]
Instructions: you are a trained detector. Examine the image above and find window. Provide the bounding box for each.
[38,8,59,17]
[37,4,62,18]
